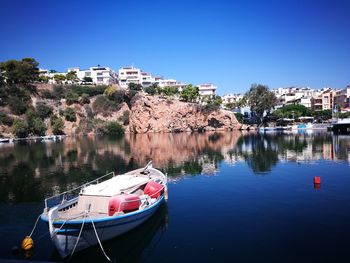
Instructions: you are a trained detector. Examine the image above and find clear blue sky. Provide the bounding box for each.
[1,0,349,95]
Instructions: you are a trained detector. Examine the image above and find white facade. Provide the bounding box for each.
[118,66,142,89]
[198,83,217,97]
[222,93,244,104]
[41,66,116,85]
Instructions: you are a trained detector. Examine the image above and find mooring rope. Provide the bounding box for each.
[29,214,41,237]
[88,213,111,262]
[69,213,86,262]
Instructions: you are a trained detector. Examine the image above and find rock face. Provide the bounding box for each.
[128,94,240,133]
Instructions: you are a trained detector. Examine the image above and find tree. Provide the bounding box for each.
[272,104,310,119]
[51,115,65,134]
[65,107,76,122]
[12,119,29,138]
[104,121,125,135]
[245,84,276,124]
[0,58,39,85]
[32,117,46,136]
[83,76,93,83]
[54,74,66,84]
[66,71,78,83]
[180,84,199,102]
[144,84,158,95]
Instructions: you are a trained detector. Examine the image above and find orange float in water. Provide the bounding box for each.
[314,176,321,184]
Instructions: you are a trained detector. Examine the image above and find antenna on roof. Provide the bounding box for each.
[98,64,100,67]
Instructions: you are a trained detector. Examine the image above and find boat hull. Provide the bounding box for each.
[42,196,164,258]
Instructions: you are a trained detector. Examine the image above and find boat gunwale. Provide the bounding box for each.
[41,196,165,225]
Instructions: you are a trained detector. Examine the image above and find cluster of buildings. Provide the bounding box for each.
[222,86,350,113]
[39,65,217,97]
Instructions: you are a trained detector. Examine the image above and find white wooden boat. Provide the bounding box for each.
[40,161,167,259]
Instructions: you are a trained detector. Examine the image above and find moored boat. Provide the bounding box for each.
[39,161,167,259]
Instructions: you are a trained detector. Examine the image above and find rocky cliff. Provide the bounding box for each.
[127,94,240,133]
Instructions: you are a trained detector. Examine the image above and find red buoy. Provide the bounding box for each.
[314,176,321,184]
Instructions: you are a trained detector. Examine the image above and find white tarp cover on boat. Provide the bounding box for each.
[81,175,150,197]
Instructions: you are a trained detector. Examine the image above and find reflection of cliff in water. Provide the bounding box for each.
[53,203,168,263]
[0,132,241,203]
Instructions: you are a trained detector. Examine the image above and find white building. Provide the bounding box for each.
[197,83,217,97]
[41,66,116,85]
[118,66,142,89]
[222,93,244,105]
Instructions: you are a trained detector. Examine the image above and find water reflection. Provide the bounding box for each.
[0,132,349,203]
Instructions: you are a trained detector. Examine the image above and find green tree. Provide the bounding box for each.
[180,84,199,102]
[104,121,125,135]
[245,84,277,124]
[144,84,158,95]
[83,76,93,83]
[0,58,39,85]
[162,86,178,96]
[66,71,78,83]
[54,74,66,84]
[272,104,310,119]
[51,115,65,134]
[32,117,46,136]
[12,119,29,138]
[65,107,76,122]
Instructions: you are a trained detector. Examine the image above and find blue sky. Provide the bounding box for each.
[1,0,349,95]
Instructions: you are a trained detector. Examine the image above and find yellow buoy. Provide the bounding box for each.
[21,236,34,251]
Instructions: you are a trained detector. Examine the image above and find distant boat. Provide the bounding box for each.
[0,138,11,143]
[40,161,168,259]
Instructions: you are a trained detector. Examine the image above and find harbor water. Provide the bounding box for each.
[0,131,350,262]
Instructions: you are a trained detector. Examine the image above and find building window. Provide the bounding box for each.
[97,77,103,82]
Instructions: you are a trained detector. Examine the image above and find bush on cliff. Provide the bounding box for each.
[65,107,76,122]
[12,119,29,138]
[65,91,79,105]
[180,84,199,102]
[80,93,90,104]
[32,117,46,136]
[92,95,118,116]
[103,121,124,136]
[51,115,65,134]
[0,112,14,126]
[36,102,53,119]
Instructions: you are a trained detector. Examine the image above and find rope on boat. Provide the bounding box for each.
[29,214,41,237]
[69,213,86,262]
[88,213,111,262]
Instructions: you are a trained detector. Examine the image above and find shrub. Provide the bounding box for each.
[103,121,124,135]
[68,85,106,97]
[51,115,65,134]
[12,119,29,138]
[92,95,118,116]
[80,93,90,104]
[32,117,46,136]
[65,91,79,105]
[111,90,126,104]
[65,107,76,122]
[36,102,53,119]
[52,85,65,99]
[144,84,158,95]
[8,95,30,115]
[0,112,14,126]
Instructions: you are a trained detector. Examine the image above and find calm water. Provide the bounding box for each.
[0,131,350,262]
